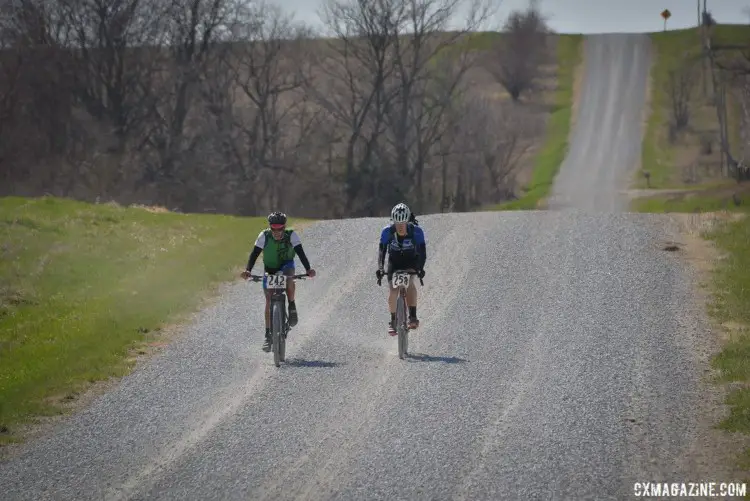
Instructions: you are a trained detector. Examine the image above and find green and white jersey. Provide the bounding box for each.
[254,228,302,269]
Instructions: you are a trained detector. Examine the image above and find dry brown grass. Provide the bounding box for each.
[129,204,173,213]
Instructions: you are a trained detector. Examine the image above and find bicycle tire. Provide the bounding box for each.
[402,292,409,357]
[396,292,408,359]
[272,301,282,367]
[279,304,287,362]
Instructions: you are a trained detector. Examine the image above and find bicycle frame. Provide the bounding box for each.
[248,271,308,367]
[378,269,423,360]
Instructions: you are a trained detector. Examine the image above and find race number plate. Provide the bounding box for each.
[266,274,287,289]
[392,272,410,288]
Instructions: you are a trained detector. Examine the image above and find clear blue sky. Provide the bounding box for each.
[281,0,749,35]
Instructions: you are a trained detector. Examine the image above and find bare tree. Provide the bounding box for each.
[0,0,80,192]
[313,0,495,216]
[57,0,166,152]
[221,1,312,210]
[379,0,494,211]
[666,55,697,133]
[310,0,403,216]
[736,75,750,180]
[0,0,556,217]
[448,95,541,204]
[0,9,24,179]
[705,35,741,177]
[139,0,231,205]
[483,0,550,102]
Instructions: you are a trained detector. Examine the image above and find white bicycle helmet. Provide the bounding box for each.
[391,203,411,223]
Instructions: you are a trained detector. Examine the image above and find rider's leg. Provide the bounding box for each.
[407,279,419,328]
[282,261,299,327]
[388,284,399,313]
[406,277,417,307]
[386,268,398,335]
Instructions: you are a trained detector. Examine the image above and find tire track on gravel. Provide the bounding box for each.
[104,226,374,501]
[452,214,559,501]
[274,216,476,501]
[104,216,468,501]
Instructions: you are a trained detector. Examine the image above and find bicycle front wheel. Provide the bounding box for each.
[396,293,408,359]
[272,301,283,367]
[279,306,287,362]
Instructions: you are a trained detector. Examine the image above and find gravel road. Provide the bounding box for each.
[0,34,724,500]
[548,34,651,212]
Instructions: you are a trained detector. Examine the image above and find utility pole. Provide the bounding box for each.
[701,0,708,97]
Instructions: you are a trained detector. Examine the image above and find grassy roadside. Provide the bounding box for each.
[633,193,750,475]
[491,34,583,210]
[630,183,750,213]
[637,25,750,190]
[0,196,311,445]
[706,214,750,441]
[632,24,750,477]
[639,27,703,189]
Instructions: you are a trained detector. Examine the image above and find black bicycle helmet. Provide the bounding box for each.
[268,211,287,227]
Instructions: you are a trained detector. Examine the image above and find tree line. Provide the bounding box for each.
[0,0,554,218]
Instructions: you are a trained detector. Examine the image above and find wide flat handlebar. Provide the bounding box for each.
[246,273,309,282]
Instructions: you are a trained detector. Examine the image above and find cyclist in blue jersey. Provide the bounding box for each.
[376,203,427,335]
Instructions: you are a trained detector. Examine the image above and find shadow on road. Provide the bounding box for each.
[283,358,342,368]
[406,353,468,364]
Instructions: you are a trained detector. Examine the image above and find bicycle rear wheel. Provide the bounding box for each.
[271,301,283,367]
[396,292,408,359]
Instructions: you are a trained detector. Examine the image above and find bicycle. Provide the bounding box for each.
[377,269,424,360]
[247,271,309,367]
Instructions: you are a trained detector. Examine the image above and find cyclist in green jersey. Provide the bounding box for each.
[241,212,316,352]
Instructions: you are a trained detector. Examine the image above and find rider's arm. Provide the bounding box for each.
[294,245,311,272]
[378,226,390,270]
[416,243,426,270]
[414,226,427,270]
[289,231,312,272]
[378,244,388,270]
[246,246,262,272]
[245,231,266,271]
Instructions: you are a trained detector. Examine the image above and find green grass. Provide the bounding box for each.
[632,195,726,213]
[631,180,750,473]
[631,190,750,214]
[463,31,501,51]
[640,25,750,189]
[704,215,750,439]
[490,34,583,210]
[0,196,311,444]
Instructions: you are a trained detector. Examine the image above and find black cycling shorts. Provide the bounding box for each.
[386,258,419,282]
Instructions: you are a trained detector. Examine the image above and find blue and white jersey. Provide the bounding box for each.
[379,223,426,259]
